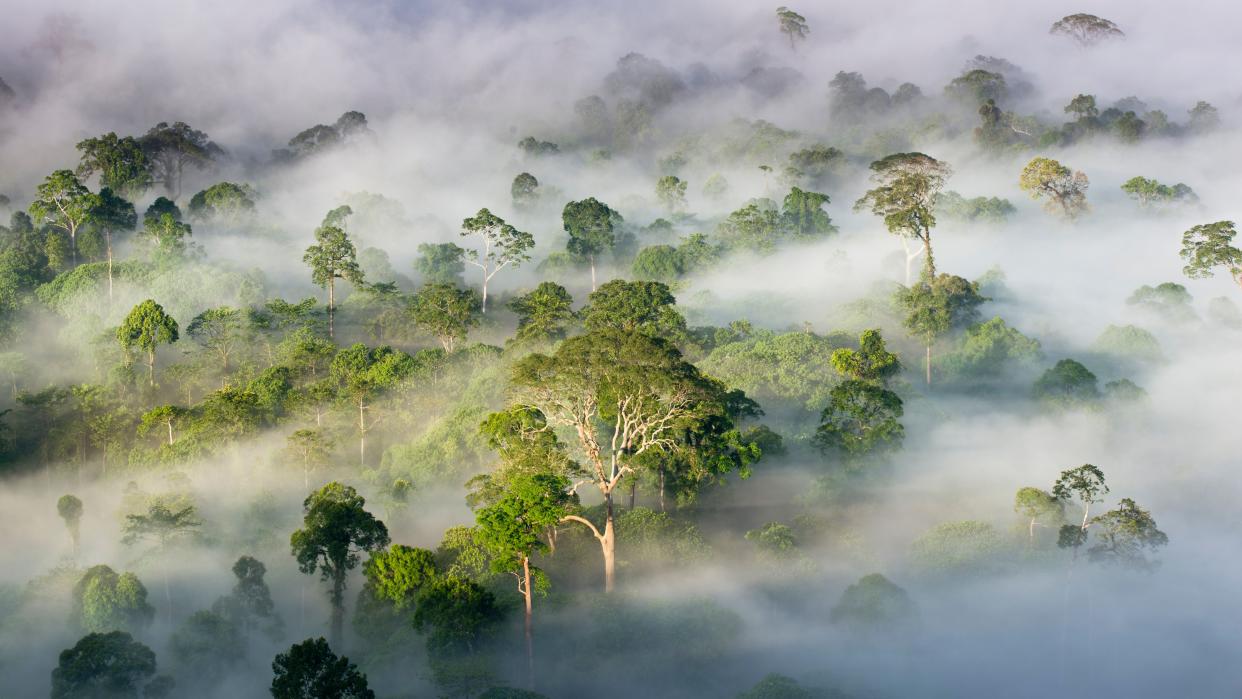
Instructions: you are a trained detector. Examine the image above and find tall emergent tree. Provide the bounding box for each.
[304,217,364,339]
[90,188,138,303]
[117,299,180,387]
[1049,13,1124,47]
[122,502,202,624]
[212,555,284,641]
[290,482,390,645]
[474,471,574,682]
[509,329,716,592]
[1180,221,1241,290]
[897,272,985,385]
[854,153,952,283]
[138,121,223,200]
[776,7,809,51]
[58,493,84,559]
[30,169,101,268]
[1052,464,1108,555]
[563,197,619,291]
[1019,157,1089,219]
[459,208,534,313]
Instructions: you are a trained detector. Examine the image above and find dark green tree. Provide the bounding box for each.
[76,133,152,198]
[563,198,619,290]
[509,282,575,344]
[271,638,374,699]
[51,631,161,699]
[138,122,223,199]
[813,381,904,462]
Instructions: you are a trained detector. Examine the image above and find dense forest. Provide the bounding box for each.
[0,2,1239,697]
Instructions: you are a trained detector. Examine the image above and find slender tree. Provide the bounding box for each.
[562,198,619,291]
[329,344,414,467]
[30,169,100,268]
[460,208,534,313]
[122,503,202,624]
[776,7,810,51]
[117,300,180,387]
[304,220,364,339]
[854,153,951,283]
[57,494,84,559]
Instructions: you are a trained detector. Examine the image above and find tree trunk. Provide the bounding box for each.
[106,231,114,305]
[590,257,597,292]
[148,350,156,387]
[481,277,489,314]
[925,341,932,385]
[658,467,666,513]
[358,400,367,466]
[166,419,174,446]
[328,278,336,339]
[602,494,615,592]
[1029,517,1036,544]
[628,480,636,510]
[330,572,345,647]
[522,555,534,689]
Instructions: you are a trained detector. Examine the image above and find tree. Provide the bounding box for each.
[76,133,151,198]
[1121,177,1197,209]
[1064,93,1099,121]
[271,638,374,699]
[186,306,247,376]
[460,208,534,313]
[897,272,986,385]
[141,212,194,264]
[1087,498,1168,570]
[304,220,364,339]
[187,182,255,222]
[631,245,685,283]
[290,482,390,645]
[58,494,84,558]
[581,279,686,340]
[414,242,466,286]
[1052,464,1108,555]
[813,380,904,462]
[139,405,186,447]
[854,153,952,283]
[1033,359,1100,408]
[30,169,100,267]
[655,175,687,213]
[1019,157,1089,219]
[780,187,836,240]
[51,631,160,699]
[286,428,335,490]
[1188,101,1220,134]
[1050,14,1124,47]
[1013,487,1064,545]
[829,573,916,630]
[1180,221,1241,290]
[775,7,809,50]
[509,282,575,344]
[412,576,502,654]
[138,121,223,199]
[474,471,574,681]
[122,502,201,623]
[945,69,1006,105]
[363,544,438,611]
[73,565,155,634]
[90,188,138,303]
[116,299,179,387]
[330,344,414,466]
[829,329,900,385]
[511,173,540,209]
[409,283,481,351]
[509,329,715,591]
[563,198,619,290]
[170,610,243,680]
[212,555,283,641]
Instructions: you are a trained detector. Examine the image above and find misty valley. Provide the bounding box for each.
[0,3,1239,698]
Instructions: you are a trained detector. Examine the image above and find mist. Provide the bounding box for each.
[0,1,1239,697]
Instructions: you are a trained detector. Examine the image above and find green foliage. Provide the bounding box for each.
[581,279,686,339]
[939,317,1041,380]
[1121,177,1198,209]
[614,507,710,566]
[51,631,159,699]
[1127,282,1197,323]
[909,521,1007,575]
[1092,324,1163,363]
[656,175,688,212]
[745,522,797,558]
[1087,498,1168,571]
[563,198,619,267]
[170,610,243,677]
[271,637,374,699]
[945,69,1006,105]
[73,565,155,634]
[413,576,502,654]
[935,191,1015,224]
[187,182,255,223]
[829,329,901,384]
[814,380,904,461]
[76,133,151,198]
[775,7,809,49]
[1033,359,1100,408]
[362,545,438,611]
[409,283,481,351]
[212,556,283,641]
[854,153,951,270]
[138,121,222,199]
[1180,221,1241,287]
[1019,157,1089,219]
[414,242,466,286]
[511,173,540,209]
[699,329,848,415]
[829,573,916,629]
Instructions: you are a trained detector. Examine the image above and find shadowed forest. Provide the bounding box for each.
[0,2,1240,697]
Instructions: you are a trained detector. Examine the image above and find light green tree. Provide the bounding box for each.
[460,208,534,313]
[30,169,101,268]
[116,299,180,387]
[854,153,951,282]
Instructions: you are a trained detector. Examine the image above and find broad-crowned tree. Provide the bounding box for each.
[138,121,223,199]
[897,272,985,385]
[1120,177,1197,209]
[563,198,620,290]
[509,282,575,344]
[509,329,716,591]
[1086,498,1168,571]
[303,219,364,339]
[363,544,439,612]
[122,502,201,624]
[57,494,84,559]
[655,175,687,213]
[412,575,502,655]
[854,153,952,283]
[1013,487,1064,545]
[580,278,686,340]
[1180,221,1241,291]
[1049,13,1124,47]
[51,631,161,699]
[290,482,390,645]
[775,7,809,51]
[329,344,414,466]
[187,182,255,223]
[1019,157,1089,220]
[139,405,187,448]
[76,133,152,199]
[414,242,466,286]
[30,169,100,268]
[814,380,904,463]
[271,637,374,699]
[186,306,248,378]
[829,573,916,631]
[460,208,534,313]
[1033,359,1100,408]
[829,329,901,385]
[409,283,481,351]
[73,565,156,634]
[780,187,836,240]
[116,299,179,387]
[511,173,540,209]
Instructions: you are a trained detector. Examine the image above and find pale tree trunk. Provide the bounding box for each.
[358,400,367,466]
[602,495,615,592]
[1029,517,1036,544]
[925,340,932,386]
[106,230,114,305]
[900,238,925,285]
[522,555,534,689]
[481,276,489,314]
[166,419,174,446]
[330,572,346,647]
[147,350,156,387]
[590,257,597,292]
[658,467,666,513]
[328,278,336,339]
